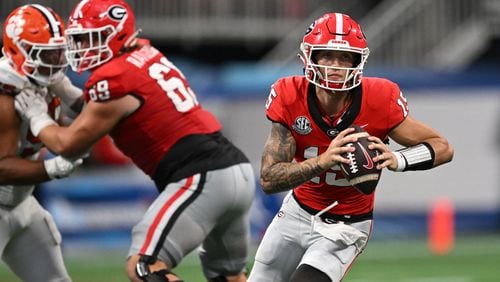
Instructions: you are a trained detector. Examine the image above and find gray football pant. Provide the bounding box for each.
[249,192,372,282]
[128,163,256,278]
[0,196,70,282]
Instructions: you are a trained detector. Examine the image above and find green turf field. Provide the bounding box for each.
[1,234,499,281]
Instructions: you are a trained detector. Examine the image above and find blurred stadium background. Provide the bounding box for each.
[1,0,500,281]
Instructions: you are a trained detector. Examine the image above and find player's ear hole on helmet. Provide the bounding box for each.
[117,33,127,41]
[102,27,114,38]
[19,42,31,53]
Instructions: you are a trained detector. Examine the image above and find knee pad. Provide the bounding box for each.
[290,264,331,282]
[138,268,185,282]
[141,269,169,282]
[136,255,184,282]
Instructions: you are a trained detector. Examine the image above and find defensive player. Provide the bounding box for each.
[15,1,256,281]
[0,4,83,281]
[248,13,454,282]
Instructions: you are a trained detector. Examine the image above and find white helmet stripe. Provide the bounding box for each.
[72,0,90,19]
[335,13,343,41]
[31,4,62,38]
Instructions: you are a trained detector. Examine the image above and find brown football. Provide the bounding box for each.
[340,125,381,194]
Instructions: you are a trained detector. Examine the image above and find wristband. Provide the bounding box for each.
[392,151,407,171]
[30,113,56,137]
[394,142,435,171]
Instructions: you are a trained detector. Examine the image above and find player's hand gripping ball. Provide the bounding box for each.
[340,125,381,194]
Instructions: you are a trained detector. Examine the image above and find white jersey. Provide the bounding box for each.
[0,57,70,206]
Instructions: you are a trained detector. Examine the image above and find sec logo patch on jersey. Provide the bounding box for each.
[292,116,312,135]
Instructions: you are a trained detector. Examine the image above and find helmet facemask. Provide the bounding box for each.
[301,43,369,92]
[300,13,370,92]
[18,39,68,86]
[66,0,138,73]
[66,26,116,72]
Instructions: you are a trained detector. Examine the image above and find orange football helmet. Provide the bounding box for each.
[66,0,138,72]
[2,4,68,86]
[299,13,369,91]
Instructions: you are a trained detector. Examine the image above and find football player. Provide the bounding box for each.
[0,4,83,281]
[248,13,454,282]
[14,1,256,282]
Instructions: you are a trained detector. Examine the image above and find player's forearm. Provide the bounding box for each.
[38,125,86,159]
[426,137,454,167]
[260,157,325,194]
[0,157,49,185]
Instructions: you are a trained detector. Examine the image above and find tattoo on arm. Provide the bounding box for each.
[260,123,325,193]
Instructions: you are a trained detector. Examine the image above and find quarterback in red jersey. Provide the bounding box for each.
[248,13,454,282]
[15,1,255,282]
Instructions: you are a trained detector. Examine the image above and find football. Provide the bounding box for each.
[339,125,381,194]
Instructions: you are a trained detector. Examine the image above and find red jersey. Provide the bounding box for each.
[266,76,408,216]
[83,45,222,176]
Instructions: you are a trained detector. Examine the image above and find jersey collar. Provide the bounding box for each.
[307,82,362,138]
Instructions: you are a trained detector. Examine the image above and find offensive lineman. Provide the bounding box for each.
[15,0,256,281]
[0,4,83,281]
[248,13,454,282]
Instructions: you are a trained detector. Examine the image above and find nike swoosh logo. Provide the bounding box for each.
[359,123,369,128]
[358,142,374,169]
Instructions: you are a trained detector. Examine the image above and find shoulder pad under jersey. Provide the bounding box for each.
[84,59,133,102]
[0,57,28,95]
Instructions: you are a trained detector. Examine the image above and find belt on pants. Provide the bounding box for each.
[292,191,373,223]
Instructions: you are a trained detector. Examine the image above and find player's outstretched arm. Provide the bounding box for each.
[15,90,139,159]
[370,116,454,171]
[260,123,356,194]
[0,155,82,185]
[0,94,82,184]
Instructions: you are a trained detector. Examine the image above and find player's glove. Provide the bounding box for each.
[44,156,83,179]
[14,88,56,136]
